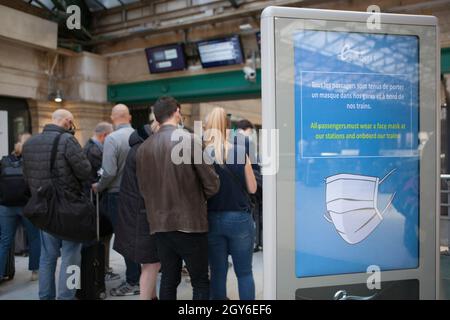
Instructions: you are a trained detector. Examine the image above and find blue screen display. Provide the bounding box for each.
[294,30,420,277]
[197,35,244,68]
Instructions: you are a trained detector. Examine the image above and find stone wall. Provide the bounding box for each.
[27,99,111,146]
[0,37,112,146]
[182,99,261,129]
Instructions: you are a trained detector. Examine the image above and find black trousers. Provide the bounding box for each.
[254,202,263,248]
[155,231,209,300]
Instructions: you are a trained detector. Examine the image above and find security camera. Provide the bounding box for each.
[243,66,256,81]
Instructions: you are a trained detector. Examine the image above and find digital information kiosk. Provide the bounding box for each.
[261,6,439,299]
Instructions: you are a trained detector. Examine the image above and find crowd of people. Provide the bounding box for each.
[0,96,262,300]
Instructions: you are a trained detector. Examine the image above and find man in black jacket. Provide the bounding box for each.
[22,109,92,300]
[84,122,113,184]
[83,122,117,281]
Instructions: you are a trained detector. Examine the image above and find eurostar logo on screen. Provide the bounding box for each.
[338,44,374,65]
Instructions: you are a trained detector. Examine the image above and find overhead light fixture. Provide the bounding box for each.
[239,23,253,31]
[54,90,63,103]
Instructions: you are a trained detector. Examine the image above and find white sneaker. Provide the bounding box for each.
[110,281,140,296]
[105,271,120,282]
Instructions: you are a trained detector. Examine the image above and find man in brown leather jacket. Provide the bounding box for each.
[136,96,219,300]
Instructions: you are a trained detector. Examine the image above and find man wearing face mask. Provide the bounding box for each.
[84,122,113,187]
[91,104,140,296]
[83,122,116,281]
[22,109,92,300]
[136,96,220,300]
[234,120,258,167]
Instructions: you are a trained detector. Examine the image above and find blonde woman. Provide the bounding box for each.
[0,133,40,283]
[204,107,257,300]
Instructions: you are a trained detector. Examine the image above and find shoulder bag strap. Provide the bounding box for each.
[50,133,64,177]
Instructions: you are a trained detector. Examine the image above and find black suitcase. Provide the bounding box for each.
[15,222,28,256]
[76,192,106,300]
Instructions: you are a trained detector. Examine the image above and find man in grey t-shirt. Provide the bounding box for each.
[92,104,141,296]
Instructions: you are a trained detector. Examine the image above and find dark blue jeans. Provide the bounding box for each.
[0,205,41,278]
[104,192,141,285]
[208,211,255,300]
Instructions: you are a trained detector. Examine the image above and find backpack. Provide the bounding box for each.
[0,155,29,206]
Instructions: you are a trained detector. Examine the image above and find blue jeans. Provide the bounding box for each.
[0,205,41,278]
[39,231,82,300]
[208,211,255,300]
[104,192,141,285]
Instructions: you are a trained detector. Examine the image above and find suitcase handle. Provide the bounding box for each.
[90,190,100,241]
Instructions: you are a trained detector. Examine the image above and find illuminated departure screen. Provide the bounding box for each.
[197,35,244,68]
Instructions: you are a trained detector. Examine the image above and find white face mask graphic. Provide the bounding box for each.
[324,169,396,244]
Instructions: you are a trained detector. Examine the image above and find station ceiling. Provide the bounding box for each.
[7,0,449,50]
[20,0,246,13]
[23,0,141,12]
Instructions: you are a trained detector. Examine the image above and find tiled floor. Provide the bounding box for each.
[3,247,450,300]
[440,253,450,300]
[0,242,263,300]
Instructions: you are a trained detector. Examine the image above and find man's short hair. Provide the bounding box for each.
[152,96,180,124]
[94,122,113,134]
[236,119,254,131]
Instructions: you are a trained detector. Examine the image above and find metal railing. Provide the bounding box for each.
[441,174,450,209]
[441,175,450,252]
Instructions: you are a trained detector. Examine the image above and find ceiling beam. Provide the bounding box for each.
[92,0,236,35]
[50,0,66,11]
[0,0,52,19]
[228,0,241,8]
[89,0,312,44]
[93,0,153,17]
[33,0,53,11]
[92,0,108,10]
[91,0,314,39]
[387,0,450,13]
